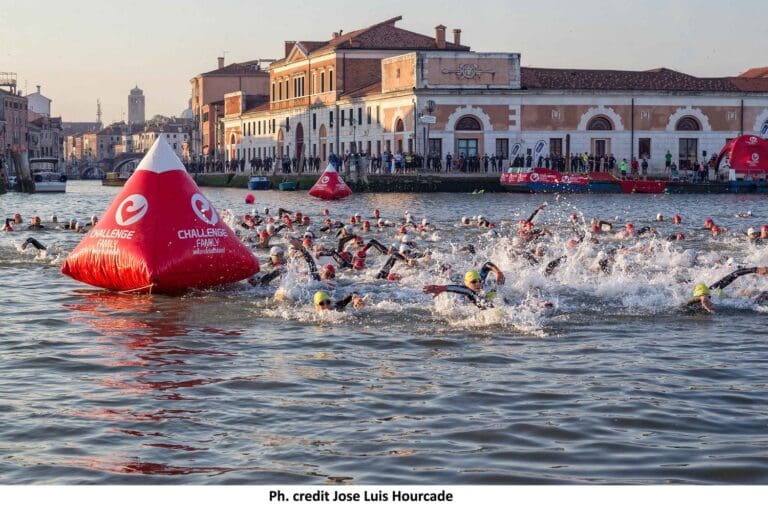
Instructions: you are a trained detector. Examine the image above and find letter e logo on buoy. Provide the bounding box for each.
[115,194,149,226]
[191,193,218,225]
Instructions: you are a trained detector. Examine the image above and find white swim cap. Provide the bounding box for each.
[748,227,756,236]
[421,218,428,226]
[401,235,412,244]
[266,223,275,233]
[399,244,411,254]
[270,246,284,256]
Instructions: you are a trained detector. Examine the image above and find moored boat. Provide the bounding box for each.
[30,157,66,193]
[102,171,130,186]
[278,181,297,191]
[248,176,270,190]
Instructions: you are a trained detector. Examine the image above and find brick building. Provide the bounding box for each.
[220,16,768,173]
[190,58,270,158]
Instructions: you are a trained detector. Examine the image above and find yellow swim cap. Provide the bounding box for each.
[314,290,331,306]
[693,283,710,297]
[464,270,481,287]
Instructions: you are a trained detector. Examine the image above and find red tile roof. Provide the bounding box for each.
[739,67,768,78]
[273,16,469,66]
[201,60,268,77]
[521,67,768,93]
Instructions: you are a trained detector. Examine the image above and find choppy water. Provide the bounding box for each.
[1,181,768,484]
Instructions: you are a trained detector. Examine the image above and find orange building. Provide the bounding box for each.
[190,58,270,158]
[221,16,768,173]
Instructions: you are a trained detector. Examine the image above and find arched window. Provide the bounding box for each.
[455,116,482,131]
[676,116,701,131]
[587,116,613,131]
[395,118,405,132]
[230,133,236,145]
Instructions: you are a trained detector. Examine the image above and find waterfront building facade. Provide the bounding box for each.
[0,88,29,157]
[219,17,768,174]
[189,58,270,158]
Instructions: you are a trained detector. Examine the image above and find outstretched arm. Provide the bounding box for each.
[526,202,547,223]
[22,237,47,251]
[710,267,767,291]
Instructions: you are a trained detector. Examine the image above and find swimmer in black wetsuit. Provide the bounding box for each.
[313,290,364,311]
[423,264,504,310]
[687,267,768,314]
[21,237,47,251]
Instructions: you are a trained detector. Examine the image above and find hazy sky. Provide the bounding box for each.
[2,0,765,123]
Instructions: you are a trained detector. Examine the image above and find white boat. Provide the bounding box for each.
[30,158,66,193]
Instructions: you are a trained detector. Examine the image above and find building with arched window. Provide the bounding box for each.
[218,16,768,173]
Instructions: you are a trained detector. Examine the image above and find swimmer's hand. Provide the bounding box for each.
[757,267,768,276]
[423,285,446,297]
[495,271,505,285]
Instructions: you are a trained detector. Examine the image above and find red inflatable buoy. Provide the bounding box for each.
[308,163,352,200]
[61,137,259,294]
[245,193,255,204]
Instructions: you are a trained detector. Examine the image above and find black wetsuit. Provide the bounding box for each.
[441,285,494,310]
[376,253,406,279]
[22,237,47,251]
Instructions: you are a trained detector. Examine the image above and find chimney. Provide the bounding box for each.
[453,28,461,46]
[284,41,296,58]
[36,85,41,94]
[332,32,339,39]
[217,57,224,69]
[435,25,446,49]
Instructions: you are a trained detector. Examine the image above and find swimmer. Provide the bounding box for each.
[591,218,613,233]
[423,266,503,310]
[27,216,45,230]
[687,267,768,314]
[3,219,13,232]
[313,290,365,311]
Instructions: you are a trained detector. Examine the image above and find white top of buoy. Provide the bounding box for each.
[323,163,337,174]
[135,136,186,174]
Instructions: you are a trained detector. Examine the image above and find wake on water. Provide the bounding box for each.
[2,199,768,338]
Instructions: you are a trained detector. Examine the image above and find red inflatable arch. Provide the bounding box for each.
[308,163,352,200]
[716,134,768,176]
[61,137,260,294]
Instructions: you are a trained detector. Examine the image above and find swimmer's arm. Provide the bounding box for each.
[334,293,364,311]
[710,267,763,291]
[545,255,567,276]
[526,202,547,223]
[365,239,389,255]
[376,253,405,279]
[331,251,353,269]
[22,237,47,251]
[337,234,355,252]
[253,268,285,286]
[299,247,320,281]
[480,261,505,285]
